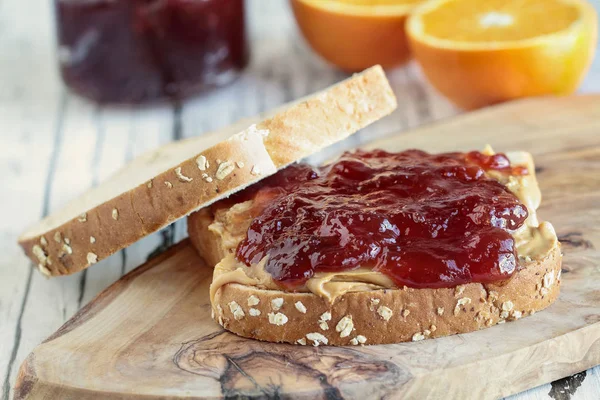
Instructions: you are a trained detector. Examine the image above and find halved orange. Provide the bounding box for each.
[407,0,598,110]
[291,0,425,72]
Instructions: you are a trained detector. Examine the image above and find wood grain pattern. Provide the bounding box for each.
[2,0,600,398]
[13,96,600,400]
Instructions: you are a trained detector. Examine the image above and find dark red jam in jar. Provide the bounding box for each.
[234,149,530,290]
[55,0,249,104]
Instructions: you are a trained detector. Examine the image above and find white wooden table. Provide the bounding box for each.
[1,1,599,399]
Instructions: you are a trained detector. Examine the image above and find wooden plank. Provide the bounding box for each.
[78,107,133,302]
[580,18,600,94]
[5,97,175,400]
[0,0,64,398]
[585,368,600,399]
[0,5,175,399]
[0,109,62,400]
[81,106,175,304]
[6,95,102,400]
[12,95,600,400]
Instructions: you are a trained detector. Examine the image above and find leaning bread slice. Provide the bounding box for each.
[19,65,397,276]
[188,150,562,345]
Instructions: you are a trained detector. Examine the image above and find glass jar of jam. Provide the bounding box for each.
[55,0,249,104]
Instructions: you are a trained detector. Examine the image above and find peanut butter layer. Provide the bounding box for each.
[207,149,558,303]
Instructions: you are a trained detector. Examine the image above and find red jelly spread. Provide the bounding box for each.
[234,149,529,289]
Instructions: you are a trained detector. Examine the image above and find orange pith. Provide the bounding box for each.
[291,0,425,71]
[407,0,598,109]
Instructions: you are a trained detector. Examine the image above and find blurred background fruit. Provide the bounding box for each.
[406,0,598,110]
[291,0,424,71]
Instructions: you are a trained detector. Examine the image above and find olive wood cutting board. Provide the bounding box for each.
[14,96,600,399]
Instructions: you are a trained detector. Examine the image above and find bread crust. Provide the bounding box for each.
[212,244,561,346]
[188,208,226,268]
[19,66,396,276]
